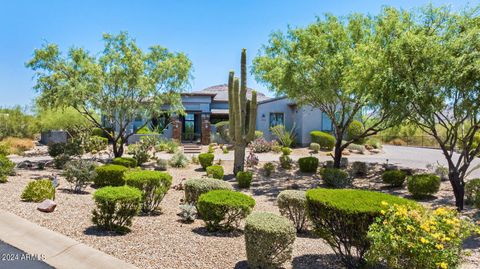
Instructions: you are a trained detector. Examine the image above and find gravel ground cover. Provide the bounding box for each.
[1,155,479,269]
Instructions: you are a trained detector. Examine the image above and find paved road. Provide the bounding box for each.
[0,241,53,269]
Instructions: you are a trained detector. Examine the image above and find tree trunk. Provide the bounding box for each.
[112,141,125,157]
[333,138,343,168]
[233,143,246,175]
[449,172,465,210]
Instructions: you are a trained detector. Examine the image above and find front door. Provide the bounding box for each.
[182,112,200,142]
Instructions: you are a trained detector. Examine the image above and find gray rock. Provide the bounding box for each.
[37,199,57,213]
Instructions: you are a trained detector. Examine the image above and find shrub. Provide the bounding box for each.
[310,142,320,153]
[197,190,255,231]
[250,137,272,153]
[351,161,368,177]
[215,121,230,142]
[0,137,35,155]
[255,130,264,139]
[207,144,215,154]
[306,188,415,268]
[169,152,189,168]
[466,178,480,208]
[125,170,172,214]
[179,203,197,223]
[206,165,224,180]
[407,174,441,198]
[390,138,407,146]
[345,120,366,144]
[346,143,366,154]
[263,162,275,177]
[298,157,319,173]
[63,159,97,193]
[310,131,335,150]
[365,138,382,149]
[279,155,293,170]
[85,136,108,153]
[48,141,83,157]
[130,144,150,165]
[382,170,407,187]
[271,125,296,148]
[237,171,253,188]
[0,143,9,155]
[92,186,141,234]
[245,212,296,269]
[184,178,233,204]
[272,144,282,154]
[281,147,292,156]
[246,152,259,167]
[0,155,15,183]
[112,157,138,168]
[91,127,105,137]
[48,142,66,157]
[320,168,351,188]
[155,158,168,171]
[277,190,307,232]
[21,179,55,202]
[94,164,128,187]
[135,126,154,134]
[367,204,476,269]
[53,153,71,169]
[198,153,214,170]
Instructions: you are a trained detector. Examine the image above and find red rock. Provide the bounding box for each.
[37,199,56,213]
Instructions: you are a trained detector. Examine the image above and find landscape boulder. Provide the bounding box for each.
[37,199,57,213]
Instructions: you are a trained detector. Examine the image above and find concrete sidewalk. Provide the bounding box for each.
[0,210,138,269]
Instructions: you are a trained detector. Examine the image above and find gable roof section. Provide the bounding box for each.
[188,84,271,102]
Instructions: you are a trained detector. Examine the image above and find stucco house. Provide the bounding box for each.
[127,84,333,146]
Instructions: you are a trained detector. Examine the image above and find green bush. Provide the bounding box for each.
[351,161,368,177]
[63,159,97,193]
[47,142,66,157]
[310,131,335,150]
[309,142,320,153]
[169,152,189,168]
[407,174,441,198]
[112,157,138,168]
[277,190,307,232]
[263,162,275,177]
[346,120,366,144]
[306,188,415,268]
[129,144,150,165]
[279,155,293,170]
[298,157,319,173]
[48,140,83,158]
[92,186,142,234]
[245,212,296,269]
[53,153,71,169]
[197,190,255,231]
[184,178,233,204]
[94,164,128,187]
[281,147,292,156]
[198,153,214,169]
[0,155,15,183]
[21,179,55,202]
[466,178,480,208]
[255,130,264,139]
[91,127,105,137]
[135,126,155,134]
[237,171,253,188]
[155,158,168,171]
[85,136,108,153]
[206,165,224,180]
[320,168,351,188]
[382,170,407,187]
[125,170,172,214]
[365,138,382,149]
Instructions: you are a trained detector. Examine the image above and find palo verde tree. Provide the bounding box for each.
[253,14,404,168]
[228,49,257,174]
[27,32,192,157]
[379,5,480,210]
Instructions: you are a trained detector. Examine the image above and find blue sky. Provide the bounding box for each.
[0,0,477,108]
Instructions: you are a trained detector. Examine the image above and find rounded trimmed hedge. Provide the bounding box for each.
[94,164,128,187]
[382,170,407,187]
[198,153,214,169]
[237,171,253,188]
[277,190,307,232]
[112,157,138,168]
[197,190,255,231]
[310,131,335,150]
[309,142,320,153]
[21,179,55,202]
[245,212,296,269]
[298,156,319,173]
[206,165,224,180]
[320,168,351,188]
[346,120,366,144]
[184,178,233,204]
[466,178,480,208]
[407,174,440,198]
[125,170,173,214]
[351,161,368,177]
[306,188,415,267]
[92,186,142,234]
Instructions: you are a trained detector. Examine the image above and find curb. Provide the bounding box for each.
[0,210,138,269]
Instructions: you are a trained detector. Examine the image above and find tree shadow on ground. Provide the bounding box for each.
[191,227,243,238]
[463,235,480,250]
[83,226,124,237]
[57,188,90,195]
[291,254,341,269]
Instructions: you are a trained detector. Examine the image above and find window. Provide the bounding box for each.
[321,112,333,131]
[269,113,284,128]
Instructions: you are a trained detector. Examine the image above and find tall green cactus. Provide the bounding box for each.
[228,49,257,174]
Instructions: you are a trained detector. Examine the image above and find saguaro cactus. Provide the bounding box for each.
[228,49,257,174]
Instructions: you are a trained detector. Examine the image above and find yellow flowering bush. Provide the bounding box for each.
[367,203,478,269]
